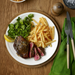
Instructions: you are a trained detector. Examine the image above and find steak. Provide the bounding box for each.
[34,47,40,61]
[29,42,35,58]
[13,36,29,58]
[37,47,45,56]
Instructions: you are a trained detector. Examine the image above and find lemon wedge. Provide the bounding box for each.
[4,34,15,42]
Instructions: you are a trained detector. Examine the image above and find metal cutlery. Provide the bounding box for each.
[65,12,75,69]
[67,12,75,59]
[65,21,70,69]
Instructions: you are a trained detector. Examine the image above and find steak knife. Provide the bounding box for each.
[67,12,75,59]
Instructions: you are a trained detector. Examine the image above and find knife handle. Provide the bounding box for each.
[71,39,75,59]
[67,44,69,69]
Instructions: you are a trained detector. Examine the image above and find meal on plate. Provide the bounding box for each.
[4,14,56,61]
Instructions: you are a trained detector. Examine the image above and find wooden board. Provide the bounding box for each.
[2,0,74,74]
[4,10,61,68]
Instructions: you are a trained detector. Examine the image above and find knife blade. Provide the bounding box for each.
[67,12,73,39]
[67,12,75,59]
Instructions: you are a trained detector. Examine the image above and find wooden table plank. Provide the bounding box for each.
[0,0,75,75]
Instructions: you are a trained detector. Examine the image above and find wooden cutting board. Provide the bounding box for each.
[1,0,73,75]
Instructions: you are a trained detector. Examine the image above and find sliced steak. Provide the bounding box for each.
[37,47,45,56]
[34,47,40,61]
[13,36,29,58]
[29,42,35,58]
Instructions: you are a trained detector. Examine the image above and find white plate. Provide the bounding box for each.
[5,12,58,66]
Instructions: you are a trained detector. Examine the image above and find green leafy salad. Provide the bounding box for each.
[8,14,34,39]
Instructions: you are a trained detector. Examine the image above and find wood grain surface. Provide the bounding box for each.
[0,0,75,75]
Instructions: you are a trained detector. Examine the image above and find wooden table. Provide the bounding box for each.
[0,0,75,75]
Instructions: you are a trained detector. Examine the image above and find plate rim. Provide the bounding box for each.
[4,10,61,68]
[10,0,25,3]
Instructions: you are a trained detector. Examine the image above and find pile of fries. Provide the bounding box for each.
[28,17,56,48]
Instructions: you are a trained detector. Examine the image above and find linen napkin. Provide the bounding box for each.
[49,17,75,75]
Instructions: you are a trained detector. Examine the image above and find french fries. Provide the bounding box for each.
[32,19,38,25]
[28,17,56,48]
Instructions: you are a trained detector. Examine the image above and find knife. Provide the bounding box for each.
[65,20,70,69]
[67,12,75,59]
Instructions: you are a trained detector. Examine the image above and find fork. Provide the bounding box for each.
[65,22,70,69]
